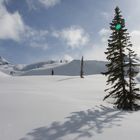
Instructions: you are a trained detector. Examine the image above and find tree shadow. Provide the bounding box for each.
[20,105,127,140]
[57,77,77,82]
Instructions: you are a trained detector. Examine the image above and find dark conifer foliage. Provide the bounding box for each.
[103,6,140,110]
[80,56,84,78]
[126,48,140,110]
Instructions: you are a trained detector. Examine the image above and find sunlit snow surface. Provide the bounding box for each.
[0,74,140,140]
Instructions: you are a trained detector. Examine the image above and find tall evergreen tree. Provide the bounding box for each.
[80,56,84,78]
[103,7,140,110]
[126,48,140,110]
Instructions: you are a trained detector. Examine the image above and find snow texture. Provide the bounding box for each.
[0,74,140,140]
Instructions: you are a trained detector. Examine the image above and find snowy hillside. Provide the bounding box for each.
[0,57,67,76]
[0,71,9,77]
[0,74,140,140]
[20,60,65,71]
[0,56,9,65]
[22,60,107,76]
[0,56,15,75]
[0,56,107,76]
[1,56,140,77]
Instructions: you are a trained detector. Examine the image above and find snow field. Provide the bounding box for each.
[0,75,140,140]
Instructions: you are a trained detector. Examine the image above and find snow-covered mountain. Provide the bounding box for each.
[0,56,15,75]
[21,60,65,71]
[0,56,9,65]
[0,57,107,76]
[1,55,140,76]
[0,57,60,75]
[2,56,140,77]
[21,60,107,76]
[0,71,9,77]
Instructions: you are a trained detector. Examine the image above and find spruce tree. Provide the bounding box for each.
[126,47,140,110]
[103,6,139,110]
[80,56,84,78]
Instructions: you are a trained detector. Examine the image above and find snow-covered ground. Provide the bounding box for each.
[0,74,140,140]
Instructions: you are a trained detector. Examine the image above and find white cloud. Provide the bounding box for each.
[82,28,110,61]
[0,0,50,50]
[0,1,49,50]
[23,27,49,50]
[25,27,48,40]
[101,12,110,20]
[99,28,110,36]
[26,0,38,10]
[63,54,73,61]
[38,0,60,8]
[99,28,110,43]
[0,2,25,41]
[53,26,89,49]
[29,42,48,50]
[0,1,50,50]
[91,29,140,60]
[26,0,61,9]
[130,30,140,55]
[84,45,106,61]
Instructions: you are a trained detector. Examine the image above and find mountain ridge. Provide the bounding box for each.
[0,56,107,76]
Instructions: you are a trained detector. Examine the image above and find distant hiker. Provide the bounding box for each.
[51,69,54,75]
[10,71,14,75]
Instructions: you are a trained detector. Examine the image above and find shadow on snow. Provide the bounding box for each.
[20,105,127,140]
[57,77,78,82]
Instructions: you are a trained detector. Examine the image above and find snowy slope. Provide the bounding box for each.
[0,58,68,76]
[0,56,9,65]
[0,56,140,76]
[21,60,65,71]
[0,75,140,140]
[0,64,15,75]
[22,60,107,76]
[0,71,9,77]
[0,56,17,75]
[2,56,139,77]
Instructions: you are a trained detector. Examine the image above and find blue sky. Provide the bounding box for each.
[1,0,140,64]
